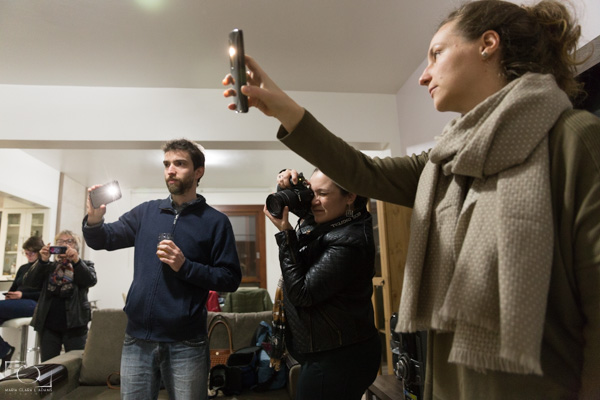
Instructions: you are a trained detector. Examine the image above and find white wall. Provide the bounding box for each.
[57,174,88,237]
[579,0,600,44]
[0,149,59,241]
[0,86,399,150]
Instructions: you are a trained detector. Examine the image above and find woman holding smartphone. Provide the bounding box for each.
[23,231,97,362]
[225,1,600,398]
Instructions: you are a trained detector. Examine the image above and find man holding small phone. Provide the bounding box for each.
[82,138,241,400]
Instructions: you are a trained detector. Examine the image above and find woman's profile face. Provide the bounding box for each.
[419,21,495,115]
[309,170,353,224]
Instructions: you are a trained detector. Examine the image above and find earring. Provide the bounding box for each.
[481,51,489,59]
[345,205,354,217]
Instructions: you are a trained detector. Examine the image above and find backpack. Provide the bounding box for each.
[209,346,260,397]
[226,346,261,390]
[253,321,288,392]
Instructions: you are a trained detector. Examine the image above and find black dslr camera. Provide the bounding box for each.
[391,313,427,400]
[266,172,314,219]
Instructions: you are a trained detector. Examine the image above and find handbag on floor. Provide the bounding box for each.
[208,314,233,368]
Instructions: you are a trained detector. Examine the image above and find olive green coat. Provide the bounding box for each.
[278,109,600,400]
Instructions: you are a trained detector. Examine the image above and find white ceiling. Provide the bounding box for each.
[0,0,456,195]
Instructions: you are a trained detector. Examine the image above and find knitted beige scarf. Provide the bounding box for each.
[396,73,572,375]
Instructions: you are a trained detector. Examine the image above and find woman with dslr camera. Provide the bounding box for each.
[264,168,380,400]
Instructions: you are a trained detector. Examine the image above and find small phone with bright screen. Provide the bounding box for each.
[89,180,122,209]
[228,29,248,113]
[49,246,68,255]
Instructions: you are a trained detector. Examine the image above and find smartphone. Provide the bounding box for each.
[49,246,68,255]
[90,180,122,209]
[228,29,248,113]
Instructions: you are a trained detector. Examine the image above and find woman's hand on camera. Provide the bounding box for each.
[277,169,301,188]
[222,55,305,132]
[263,205,293,231]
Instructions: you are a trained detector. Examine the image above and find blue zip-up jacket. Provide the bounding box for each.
[82,195,241,342]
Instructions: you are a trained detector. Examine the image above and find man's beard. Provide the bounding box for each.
[166,176,195,195]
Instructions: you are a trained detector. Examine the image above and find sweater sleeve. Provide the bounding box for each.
[12,263,41,301]
[174,213,242,293]
[568,115,600,399]
[549,110,600,399]
[277,110,428,207]
[82,208,139,251]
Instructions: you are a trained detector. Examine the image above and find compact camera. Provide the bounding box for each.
[391,313,427,400]
[49,246,68,255]
[266,172,314,219]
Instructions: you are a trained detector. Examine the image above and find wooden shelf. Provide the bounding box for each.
[371,200,412,375]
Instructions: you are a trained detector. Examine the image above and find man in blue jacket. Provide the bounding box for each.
[82,138,241,400]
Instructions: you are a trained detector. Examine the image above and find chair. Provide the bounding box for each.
[0,317,40,369]
[222,288,273,313]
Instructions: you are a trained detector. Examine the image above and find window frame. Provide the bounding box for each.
[213,204,267,288]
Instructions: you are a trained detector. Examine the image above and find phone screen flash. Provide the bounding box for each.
[106,183,119,196]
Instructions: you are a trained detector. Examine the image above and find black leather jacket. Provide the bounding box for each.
[24,258,97,332]
[275,210,377,355]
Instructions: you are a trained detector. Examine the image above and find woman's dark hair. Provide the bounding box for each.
[441,0,583,99]
[22,236,44,253]
[339,188,369,211]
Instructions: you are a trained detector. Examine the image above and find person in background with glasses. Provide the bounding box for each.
[23,230,97,362]
[0,236,44,372]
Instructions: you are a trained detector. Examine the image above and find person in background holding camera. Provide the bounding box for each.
[0,236,44,372]
[225,1,600,399]
[23,231,97,362]
[82,138,242,400]
[264,168,380,400]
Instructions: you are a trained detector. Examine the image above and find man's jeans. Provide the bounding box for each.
[120,333,209,400]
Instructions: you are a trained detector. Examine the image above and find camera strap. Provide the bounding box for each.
[300,209,366,240]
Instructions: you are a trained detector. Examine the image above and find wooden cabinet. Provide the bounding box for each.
[0,209,49,277]
[370,200,412,375]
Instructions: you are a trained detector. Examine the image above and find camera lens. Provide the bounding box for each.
[266,172,314,219]
[395,353,411,380]
[266,193,286,218]
[266,189,314,219]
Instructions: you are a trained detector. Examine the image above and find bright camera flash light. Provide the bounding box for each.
[106,183,119,197]
[229,46,236,58]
